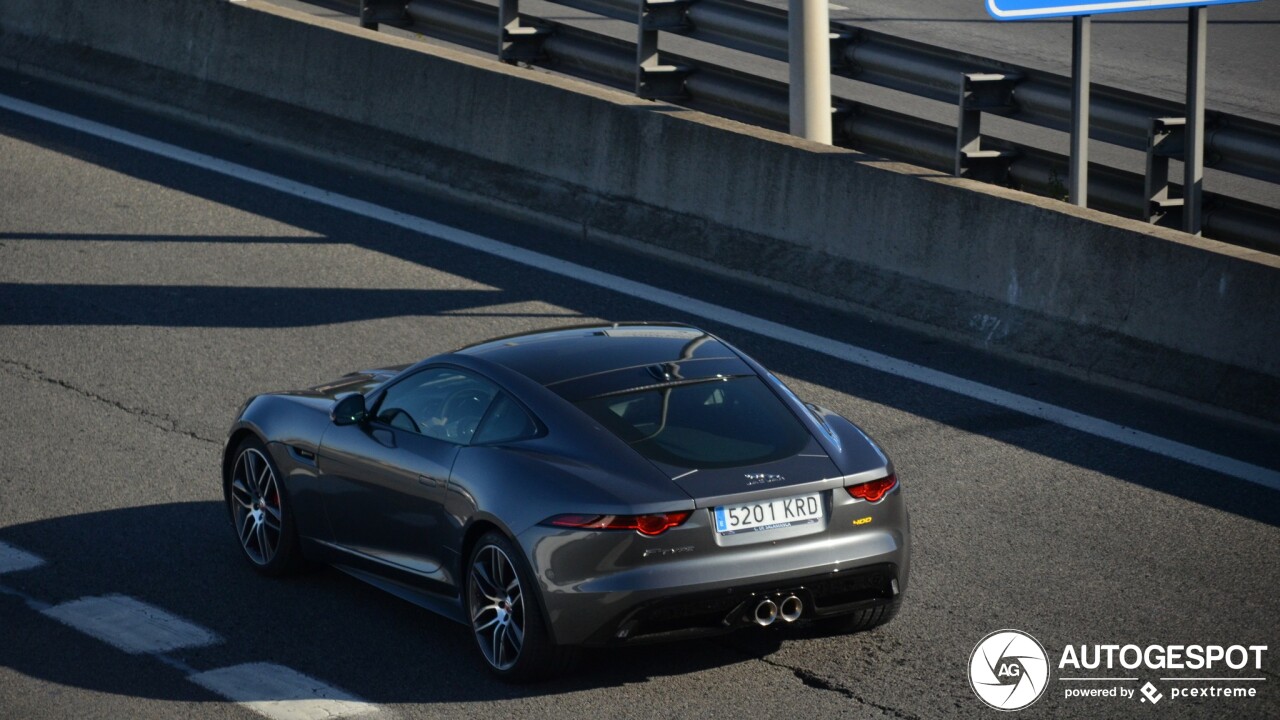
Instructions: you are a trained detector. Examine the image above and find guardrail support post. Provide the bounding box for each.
[359,0,409,31]
[499,0,550,63]
[1146,117,1182,226]
[788,0,832,144]
[955,73,1018,184]
[637,0,693,99]
[1184,6,1207,236]
[1069,14,1091,207]
[1144,117,1187,228]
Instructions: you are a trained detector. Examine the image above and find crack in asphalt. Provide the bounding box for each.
[766,656,922,720]
[0,358,219,446]
[716,637,921,719]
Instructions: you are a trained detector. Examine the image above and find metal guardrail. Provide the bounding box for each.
[355,0,1280,252]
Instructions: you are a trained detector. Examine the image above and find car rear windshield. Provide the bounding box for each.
[574,377,811,469]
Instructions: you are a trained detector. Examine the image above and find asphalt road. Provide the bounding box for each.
[1,72,1278,719]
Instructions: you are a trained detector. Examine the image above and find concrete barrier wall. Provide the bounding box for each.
[2,0,1277,419]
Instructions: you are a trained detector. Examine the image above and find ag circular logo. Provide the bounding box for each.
[969,629,1050,711]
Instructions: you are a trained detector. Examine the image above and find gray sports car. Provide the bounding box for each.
[222,323,910,680]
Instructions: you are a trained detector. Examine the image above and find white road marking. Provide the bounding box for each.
[0,541,45,574]
[190,663,379,720]
[22,587,381,717]
[0,542,377,716]
[0,93,1276,490]
[41,594,220,654]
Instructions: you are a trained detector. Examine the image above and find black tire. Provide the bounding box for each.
[225,436,303,577]
[465,531,577,682]
[821,594,903,635]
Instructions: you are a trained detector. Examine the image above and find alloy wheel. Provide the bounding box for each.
[469,545,525,670]
[230,448,283,565]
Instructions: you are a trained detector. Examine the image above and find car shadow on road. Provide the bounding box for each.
[0,502,830,707]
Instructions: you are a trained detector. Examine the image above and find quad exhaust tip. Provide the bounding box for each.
[779,595,803,623]
[753,598,779,626]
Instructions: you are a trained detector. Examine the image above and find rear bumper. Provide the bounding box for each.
[521,519,910,646]
[587,562,902,645]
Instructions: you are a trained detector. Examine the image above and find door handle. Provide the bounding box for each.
[418,474,444,488]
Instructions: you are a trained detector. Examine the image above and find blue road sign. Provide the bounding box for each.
[986,0,1259,21]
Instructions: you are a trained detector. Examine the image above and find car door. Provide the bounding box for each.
[317,366,499,595]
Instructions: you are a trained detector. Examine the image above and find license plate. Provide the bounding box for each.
[714,492,822,536]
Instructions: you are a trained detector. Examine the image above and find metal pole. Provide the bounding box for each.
[788,0,831,144]
[1184,6,1207,235]
[1069,15,1090,207]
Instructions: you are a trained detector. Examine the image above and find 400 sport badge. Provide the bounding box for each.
[969,629,1051,710]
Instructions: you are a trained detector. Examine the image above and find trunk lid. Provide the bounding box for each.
[656,437,844,508]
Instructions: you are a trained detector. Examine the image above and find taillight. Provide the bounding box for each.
[846,474,898,503]
[545,511,692,536]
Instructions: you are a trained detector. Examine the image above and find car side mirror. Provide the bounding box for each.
[332,393,369,426]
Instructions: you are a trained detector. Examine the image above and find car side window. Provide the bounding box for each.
[472,392,539,445]
[375,367,498,445]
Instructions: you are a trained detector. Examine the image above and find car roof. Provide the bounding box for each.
[455,323,743,388]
